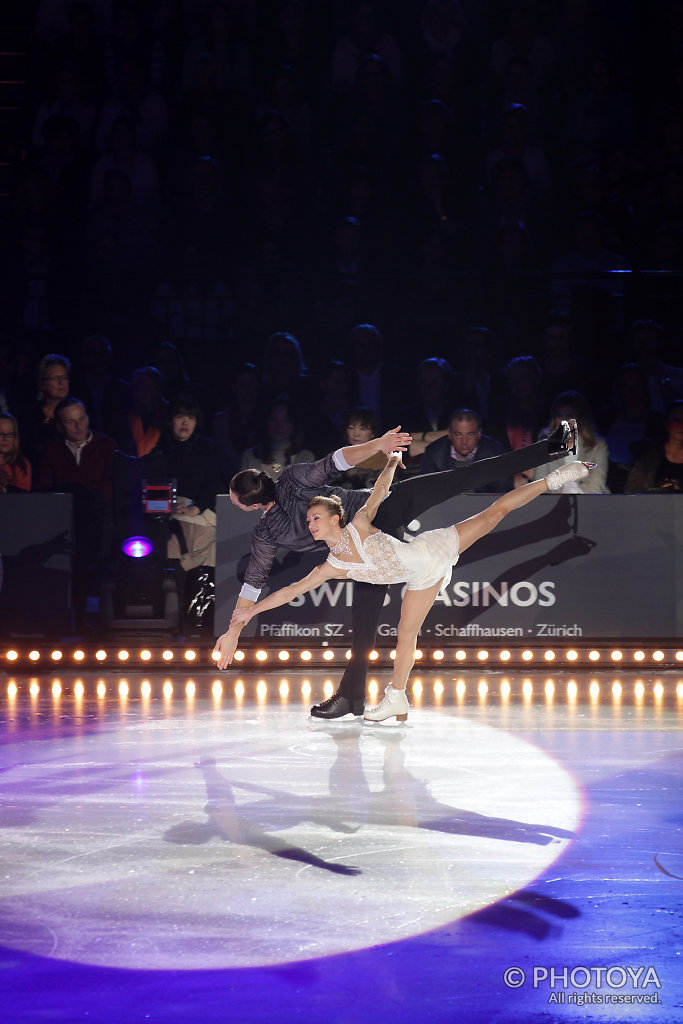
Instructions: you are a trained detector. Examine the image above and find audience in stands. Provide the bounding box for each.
[421,407,512,492]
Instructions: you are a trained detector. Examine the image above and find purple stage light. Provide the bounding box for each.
[122,536,154,558]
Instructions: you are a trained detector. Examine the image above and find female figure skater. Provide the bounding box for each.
[230,453,594,722]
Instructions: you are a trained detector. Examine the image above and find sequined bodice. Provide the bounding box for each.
[326,521,459,590]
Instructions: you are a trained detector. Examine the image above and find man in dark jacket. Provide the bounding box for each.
[420,408,513,492]
[36,397,118,621]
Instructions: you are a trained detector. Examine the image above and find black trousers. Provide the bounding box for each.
[335,437,556,701]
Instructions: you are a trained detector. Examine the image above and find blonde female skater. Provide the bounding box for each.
[230,454,593,722]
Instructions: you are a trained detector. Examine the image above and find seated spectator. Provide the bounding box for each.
[240,396,314,481]
[396,355,459,471]
[550,209,630,318]
[306,358,353,457]
[143,395,224,620]
[630,318,683,414]
[35,397,117,622]
[532,390,610,494]
[89,115,161,210]
[20,352,71,463]
[31,62,96,153]
[0,413,32,492]
[486,355,549,458]
[213,361,262,479]
[261,330,312,407]
[333,406,385,489]
[597,363,665,493]
[347,322,388,424]
[0,332,32,415]
[151,340,213,424]
[485,103,550,194]
[421,407,512,492]
[70,333,131,443]
[144,394,223,514]
[453,326,507,424]
[625,400,683,494]
[329,1,403,91]
[538,312,595,409]
[122,366,168,456]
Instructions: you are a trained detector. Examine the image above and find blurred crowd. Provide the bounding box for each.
[1,0,683,625]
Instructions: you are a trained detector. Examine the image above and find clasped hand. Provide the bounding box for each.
[379,426,412,453]
[230,607,251,627]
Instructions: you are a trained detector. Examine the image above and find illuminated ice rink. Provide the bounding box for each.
[1,670,681,1023]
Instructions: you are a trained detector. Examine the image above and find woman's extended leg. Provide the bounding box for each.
[364,582,442,722]
[454,476,550,554]
[374,427,573,538]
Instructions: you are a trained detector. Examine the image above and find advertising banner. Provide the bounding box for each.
[215,494,683,642]
[0,493,73,637]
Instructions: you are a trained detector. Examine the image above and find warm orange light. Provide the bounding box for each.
[140,649,152,661]
[29,650,40,662]
[73,650,85,662]
[522,650,533,662]
[212,680,223,698]
[163,681,173,698]
[117,650,129,661]
[300,650,312,661]
[278,651,290,661]
[95,649,107,661]
[256,650,268,662]
[499,650,511,661]
[323,650,335,661]
[118,681,129,698]
[184,650,197,661]
[544,650,555,662]
[610,650,623,662]
[477,650,489,661]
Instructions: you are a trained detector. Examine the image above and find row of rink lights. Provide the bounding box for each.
[5,676,683,703]
[4,646,683,666]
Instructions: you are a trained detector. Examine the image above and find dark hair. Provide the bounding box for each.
[55,397,86,419]
[551,389,596,446]
[254,396,305,463]
[665,398,683,425]
[345,405,379,434]
[308,495,346,528]
[230,468,277,505]
[449,407,482,429]
[169,392,202,429]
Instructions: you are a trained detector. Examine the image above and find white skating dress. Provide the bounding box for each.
[327,522,460,591]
